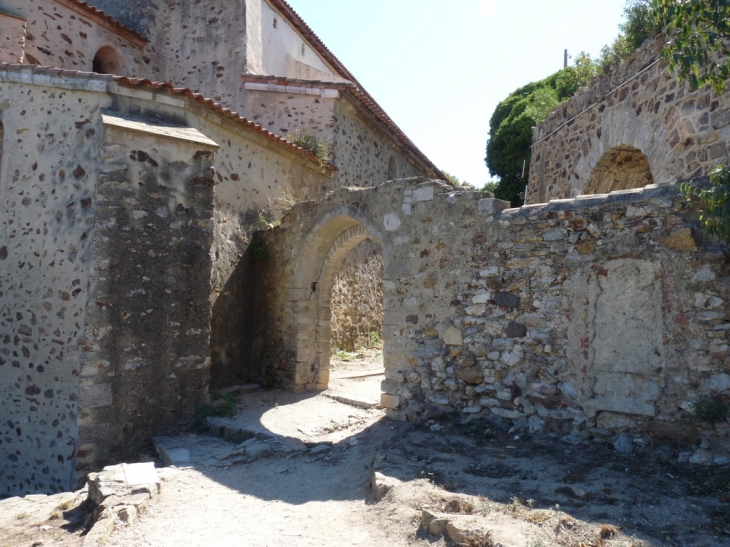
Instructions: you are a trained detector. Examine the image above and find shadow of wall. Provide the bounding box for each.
[210,242,259,389]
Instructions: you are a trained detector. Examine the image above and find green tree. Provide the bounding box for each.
[652,0,730,93]
[486,68,583,205]
[599,0,664,66]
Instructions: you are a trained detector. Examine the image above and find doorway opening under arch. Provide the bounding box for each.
[582,145,654,195]
[287,214,386,406]
[328,237,384,401]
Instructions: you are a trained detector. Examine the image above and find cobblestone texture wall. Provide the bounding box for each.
[0,81,103,497]
[0,12,26,63]
[241,87,426,188]
[331,100,422,187]
[330,238,383,352]
[0,67,332,496]
[141,0,248,107]
[5,0,147,74]
[527,35,730,204]
[259,179,730,460]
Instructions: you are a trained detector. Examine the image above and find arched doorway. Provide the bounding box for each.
[92,45,126,75]
[582,145,654,195]
[288,213,384,390]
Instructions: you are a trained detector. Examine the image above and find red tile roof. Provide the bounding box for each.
[0,63,336,171]
[265,0,445,180]
[53,0,148,47]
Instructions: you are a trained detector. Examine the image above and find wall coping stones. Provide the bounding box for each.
[102,111,220,148]
[498,179,702,222]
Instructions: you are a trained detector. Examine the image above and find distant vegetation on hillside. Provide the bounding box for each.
[485,0,663,206]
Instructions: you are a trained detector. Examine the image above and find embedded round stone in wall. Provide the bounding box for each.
[505,322,527,338]
[494,292,520,309]
[457,367,484,384]
[443,327,463,346]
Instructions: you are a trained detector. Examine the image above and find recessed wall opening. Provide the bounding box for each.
[328,238,384,402]
[582,145,654,195]
[92,45,126,75]
[387,155,397,180]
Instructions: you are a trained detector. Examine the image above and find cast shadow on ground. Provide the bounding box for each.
[176,390,730,546]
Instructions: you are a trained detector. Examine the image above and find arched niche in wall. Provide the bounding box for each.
[387,155,397,180]
[582,145,654,195]
[92,45,126,75]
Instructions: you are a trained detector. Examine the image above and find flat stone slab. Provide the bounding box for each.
[330,369,385,380]
[324,392,379,409]
[154,429,309,470]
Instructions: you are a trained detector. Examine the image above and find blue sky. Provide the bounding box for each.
[286,0,629,186]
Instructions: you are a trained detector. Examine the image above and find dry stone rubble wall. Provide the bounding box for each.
[259,179,730,457]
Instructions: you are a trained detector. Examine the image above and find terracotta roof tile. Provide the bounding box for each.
[0,63,335,171]
[265,0,444,180]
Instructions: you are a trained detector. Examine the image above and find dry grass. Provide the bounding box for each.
[466,530,495,547]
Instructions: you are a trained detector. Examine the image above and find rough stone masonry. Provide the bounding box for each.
[256,178,730,463]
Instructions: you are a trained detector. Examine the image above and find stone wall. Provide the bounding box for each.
[330,238,383,352]
[331,99,422,187]
[240,84,425,188]
[527,35,730,204]
[0,78,102,497]
[75,119,217,476]
[0,65,333,496]
[141,0,249,107]
[0,11,25,63]
[258,179,730,459]
[5,0,147,73]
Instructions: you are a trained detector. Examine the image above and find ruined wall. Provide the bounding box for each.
[330,238,383,352]
[200,109,333,388]
[528,36,730,204]
[5,0,146,73]
[259,179,730,459]
[0,79,104,497]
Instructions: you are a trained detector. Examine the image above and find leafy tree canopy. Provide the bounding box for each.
[485,0,663,205]
[652,0,730,94]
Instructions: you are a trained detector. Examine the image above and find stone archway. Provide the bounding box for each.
[582,145,654,195]
[288,214,383,391]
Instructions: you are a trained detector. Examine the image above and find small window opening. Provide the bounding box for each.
[302,43,306,56]
[273,17,278,28]
[92,45,125,75]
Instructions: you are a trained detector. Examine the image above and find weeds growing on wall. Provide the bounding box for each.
[681,165,730,244]
[285,129,330,165]
[693,395,730,426]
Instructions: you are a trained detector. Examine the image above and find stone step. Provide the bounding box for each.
[205,417,308,451]
[324,392,379,409]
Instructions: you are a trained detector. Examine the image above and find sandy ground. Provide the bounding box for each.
[4,349,729,547]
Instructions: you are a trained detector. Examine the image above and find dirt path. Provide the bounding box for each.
[106,421,426,547]
[4,348,729,547]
